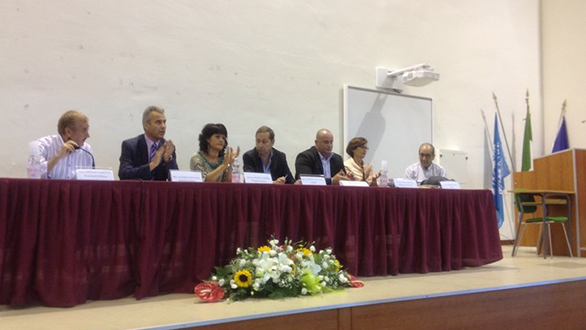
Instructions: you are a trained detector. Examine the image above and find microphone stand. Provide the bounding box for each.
[74,145,95,169]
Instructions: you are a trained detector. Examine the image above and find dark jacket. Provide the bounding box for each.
[242,147,295,184]
[294,146,344,185]
[118,134,178,180]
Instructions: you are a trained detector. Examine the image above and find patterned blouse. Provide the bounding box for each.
[190,151,227,182]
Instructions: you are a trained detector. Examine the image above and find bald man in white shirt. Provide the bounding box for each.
[35,110,93,179]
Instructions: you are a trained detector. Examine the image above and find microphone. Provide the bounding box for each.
[73,144,95,169]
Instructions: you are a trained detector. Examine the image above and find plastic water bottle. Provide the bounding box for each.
[232,158,241,183]
[379,170,389,187]
[27,141,42,179]
[379,160,389,187]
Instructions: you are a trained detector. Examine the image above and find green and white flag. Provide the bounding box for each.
[521,97,532,171]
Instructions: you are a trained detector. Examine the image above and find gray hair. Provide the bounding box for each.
[419,142,435,155]
[142,106,165,125]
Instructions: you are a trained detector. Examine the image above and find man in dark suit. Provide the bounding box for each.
[295,128,352,185]
[118,106,178,180]
[243,126,295,184]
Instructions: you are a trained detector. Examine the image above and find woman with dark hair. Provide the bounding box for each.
[190,123,239,182]
[344,137,379,186]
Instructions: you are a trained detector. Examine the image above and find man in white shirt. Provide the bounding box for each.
[404,142,446,183]
[36,110,93,179]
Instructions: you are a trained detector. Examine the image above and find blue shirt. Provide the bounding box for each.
[259,150,274,174]
[319,152,333,179]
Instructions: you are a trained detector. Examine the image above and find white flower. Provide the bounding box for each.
[339,273,348,283]
[278,253,294,266]
[321,281,327,287]
[230,280,237,289]
[279,265,292,273]
[239,259,247,267]
[237,248,243,254]
[309,245,315,252]
[270,239,279,247]
[287,245,293,252]
[301,288,308,295]
[322,262,328,269]
[211,276,217,281]
[311,263,322,275]
[219,279,225,286]
[324,276,330,282]
[269,250,277,257]
[253,282,260,290]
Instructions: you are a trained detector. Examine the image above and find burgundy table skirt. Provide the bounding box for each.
[0,178,502,307]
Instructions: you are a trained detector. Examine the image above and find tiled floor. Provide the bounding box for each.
[2,246,586,330]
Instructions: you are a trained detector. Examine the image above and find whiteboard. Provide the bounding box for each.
[343,86,433,178]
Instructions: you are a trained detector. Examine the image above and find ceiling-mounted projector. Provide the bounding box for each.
[376,63,440,92]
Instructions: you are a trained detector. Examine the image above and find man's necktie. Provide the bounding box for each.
[149,143,158,162]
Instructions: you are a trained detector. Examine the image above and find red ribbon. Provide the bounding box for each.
[348,274,364,288]
[194,282,225,302]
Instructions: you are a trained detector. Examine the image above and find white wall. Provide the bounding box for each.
[542,0,586,150]
[0,1,542,237]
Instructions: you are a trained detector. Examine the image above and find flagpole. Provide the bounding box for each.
[492,93,517,173]
[557,100,567,128]
[480,108,494,155]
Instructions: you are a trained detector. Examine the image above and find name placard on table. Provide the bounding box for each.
[392,178,418,188]
[76,169,115,181]
[169,170,203,182]
[243,172,273,184]
[440,181,461,189]
[300,175,327,186]
[339,180,369,187]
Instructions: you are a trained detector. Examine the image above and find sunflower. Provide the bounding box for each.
[297,247,311,257]
[234,270,253,288]
[257,245,271,253]
[334,259,341,272]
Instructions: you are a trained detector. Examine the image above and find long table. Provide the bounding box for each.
[0,178,503,307]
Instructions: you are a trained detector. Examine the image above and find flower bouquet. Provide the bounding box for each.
[194,238,362,302]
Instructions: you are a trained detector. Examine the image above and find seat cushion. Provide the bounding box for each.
[525,216,568,223]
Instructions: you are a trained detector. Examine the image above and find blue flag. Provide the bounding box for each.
[492,112,510,228]
[552,115,569,153]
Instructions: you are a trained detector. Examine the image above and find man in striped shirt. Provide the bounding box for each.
[36,110,93,179]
